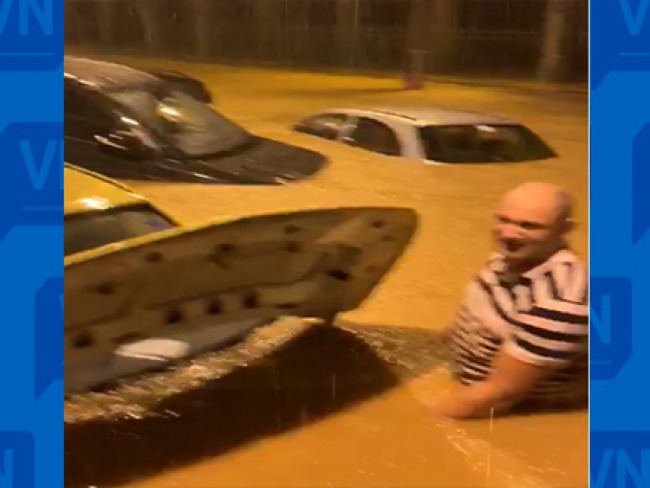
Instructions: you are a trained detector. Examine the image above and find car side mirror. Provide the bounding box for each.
[294,123,340,141]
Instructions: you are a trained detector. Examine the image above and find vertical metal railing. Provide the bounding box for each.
[65,0,587,82]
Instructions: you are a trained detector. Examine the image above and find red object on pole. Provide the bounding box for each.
[403,49,426,90]
[403,72,424,90]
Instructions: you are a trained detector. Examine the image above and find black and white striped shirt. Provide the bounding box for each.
[447,248,589,404]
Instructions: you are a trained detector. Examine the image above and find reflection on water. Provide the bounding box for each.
[65,324,441,487]
[65,322,587,488]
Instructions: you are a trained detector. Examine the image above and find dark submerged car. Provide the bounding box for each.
[146,68,214,104]
[64,56,327,185]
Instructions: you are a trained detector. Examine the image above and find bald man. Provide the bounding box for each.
[431,182,588,419]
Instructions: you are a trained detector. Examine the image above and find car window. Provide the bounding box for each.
[64,204,176,257]
[349,117,401,156]
[106,87,251,158]
[419,124,557,163]
[294,113,349,140]
[65,83,114,126]
[65,83,117,140]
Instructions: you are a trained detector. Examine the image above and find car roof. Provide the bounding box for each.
[64,164,147,216]
[64,56,159,92]
[323,106,520,127]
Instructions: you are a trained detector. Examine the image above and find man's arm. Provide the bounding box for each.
[429,350,555,419]
[430,295,589,420]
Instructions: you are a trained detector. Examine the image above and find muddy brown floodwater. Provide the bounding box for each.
[64,52,588,488]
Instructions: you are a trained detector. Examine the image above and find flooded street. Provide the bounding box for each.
[65,55,588,488]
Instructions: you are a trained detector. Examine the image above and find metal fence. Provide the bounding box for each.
[65,0,587,81]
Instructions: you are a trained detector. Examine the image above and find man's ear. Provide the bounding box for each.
[562,217,575,234]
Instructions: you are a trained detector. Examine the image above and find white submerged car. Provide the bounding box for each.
[292,106,558,165]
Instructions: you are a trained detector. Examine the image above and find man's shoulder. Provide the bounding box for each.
[532,249,588,304]
[527,248,586,274]
[548,248,585,266]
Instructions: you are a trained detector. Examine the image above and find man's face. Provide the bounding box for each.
[492,194,565,265]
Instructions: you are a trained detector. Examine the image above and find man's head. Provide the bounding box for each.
[493,182,574,269]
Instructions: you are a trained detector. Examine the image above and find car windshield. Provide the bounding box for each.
[418,124,556,163]
[65,204,176,257]
[107,86,252,158]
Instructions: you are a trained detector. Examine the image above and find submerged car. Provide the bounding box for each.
[292,106,557,164]
[146,68,213,104]
[64,164,419,394]
[64,164,180,258]
[64,56,327,185]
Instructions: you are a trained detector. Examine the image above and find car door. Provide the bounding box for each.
[64,81,156,180]
[342,117,402,157]
[64,206,418,393]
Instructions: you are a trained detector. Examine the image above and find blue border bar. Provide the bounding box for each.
[0,0,63,486]
[590,0,650,485]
